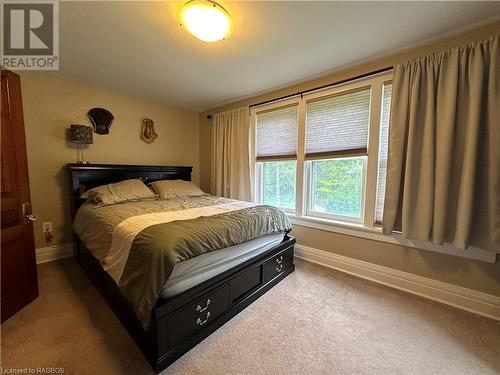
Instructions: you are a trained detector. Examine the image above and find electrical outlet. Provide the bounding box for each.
[42,222,53,244]
[42,222,52,233]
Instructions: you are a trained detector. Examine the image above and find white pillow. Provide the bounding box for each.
[150,180,205,200]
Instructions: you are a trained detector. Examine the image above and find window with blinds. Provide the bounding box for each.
[252,71,394,225]
[305,88,371,159]
[255,104,298,211]
[375,83,392,224]
[256,105,298,160]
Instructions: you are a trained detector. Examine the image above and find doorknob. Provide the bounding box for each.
[22,203,37,224]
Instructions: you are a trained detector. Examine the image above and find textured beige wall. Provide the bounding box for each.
[199,21,500,296]
[20,72,199,249]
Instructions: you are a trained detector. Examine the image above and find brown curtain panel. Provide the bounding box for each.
[383,36,499,252]
[211,107,252,201]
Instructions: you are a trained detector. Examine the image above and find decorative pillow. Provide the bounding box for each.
[81,179,156,206]
[150,180,205,200]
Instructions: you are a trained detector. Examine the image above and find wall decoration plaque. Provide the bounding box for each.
[88,108,114,135]
[141,118,158,144]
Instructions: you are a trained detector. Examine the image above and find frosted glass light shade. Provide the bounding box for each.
[180,0,232,42]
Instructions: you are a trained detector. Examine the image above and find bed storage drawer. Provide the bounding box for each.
[263,246,294,282]
[230,265,262,302]
[167,284,230,348]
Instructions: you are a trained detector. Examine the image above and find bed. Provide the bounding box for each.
[67,163,295,372]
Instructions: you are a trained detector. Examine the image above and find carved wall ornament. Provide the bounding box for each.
[141,118,158,144]
[88,108,114,135]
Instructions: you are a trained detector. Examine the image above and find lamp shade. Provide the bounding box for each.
[70,125,93,144]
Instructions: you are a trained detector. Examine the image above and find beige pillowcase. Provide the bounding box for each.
[81,179,156,206]
[150,180,205,200]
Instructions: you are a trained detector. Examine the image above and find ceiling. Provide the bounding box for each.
[53,1,500,112]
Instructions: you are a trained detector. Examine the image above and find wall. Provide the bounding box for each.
[20,72,199,249]
[199,21,500,296]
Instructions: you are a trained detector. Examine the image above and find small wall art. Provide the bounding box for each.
[88,108,114,135]
[141,118,158,144]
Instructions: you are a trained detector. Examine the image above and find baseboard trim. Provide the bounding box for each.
[36,243,74,264]
[34,242,500,320]
[295,244,500,321]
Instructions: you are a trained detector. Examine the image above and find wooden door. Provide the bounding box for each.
[1,69,38,322]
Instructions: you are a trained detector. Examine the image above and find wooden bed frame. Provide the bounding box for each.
[67,163,295,373]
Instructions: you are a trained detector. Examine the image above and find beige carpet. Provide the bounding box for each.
[1,257,499,375]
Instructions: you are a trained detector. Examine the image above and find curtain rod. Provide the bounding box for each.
[206,66,393,120]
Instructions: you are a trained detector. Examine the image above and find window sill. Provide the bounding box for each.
[287,214,497,263]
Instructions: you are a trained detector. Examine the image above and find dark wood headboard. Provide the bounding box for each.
[67,163,192,217]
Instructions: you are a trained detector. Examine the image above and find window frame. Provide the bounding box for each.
[252,71,393,229]
[252,97,301,213]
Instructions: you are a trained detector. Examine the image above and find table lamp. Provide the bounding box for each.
[70,125,93,164]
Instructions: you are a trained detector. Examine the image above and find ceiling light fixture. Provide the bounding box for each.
[180,0,232,42]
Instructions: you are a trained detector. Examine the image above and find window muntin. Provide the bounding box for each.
[258,160,296,210]
[307,157,366,222]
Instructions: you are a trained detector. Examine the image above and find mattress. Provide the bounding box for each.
[161,231,285,298]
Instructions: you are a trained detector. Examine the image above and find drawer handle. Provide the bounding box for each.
[276,264,284,272]
[196,311,211,326]
[276,256,283,264]
[196,299,211,313]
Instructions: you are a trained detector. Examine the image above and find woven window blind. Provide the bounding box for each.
[305,88,371,159]
[256,105,298,160]
[375,83,392,223]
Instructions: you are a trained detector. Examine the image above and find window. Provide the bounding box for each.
[255,104,298,211]
[305,87,372,223]
[253,72,393,228]
[375,83,392,224]
[259,160,296,210]
[308,157,366,221]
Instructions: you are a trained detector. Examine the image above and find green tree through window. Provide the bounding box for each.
[311,157,365,218]
[262,161,296,210]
